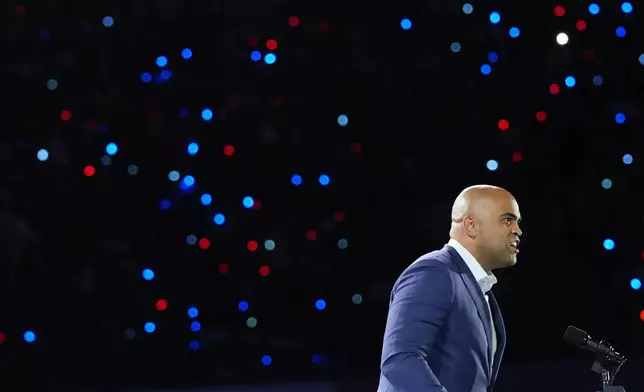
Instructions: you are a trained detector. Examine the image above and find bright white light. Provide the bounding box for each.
[556,32,569,45]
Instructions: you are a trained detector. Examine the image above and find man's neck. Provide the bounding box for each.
[452,237,492,272]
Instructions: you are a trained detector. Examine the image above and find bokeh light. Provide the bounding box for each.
[400,18,412,30]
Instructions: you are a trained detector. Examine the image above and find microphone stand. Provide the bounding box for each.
[590,341,627,392]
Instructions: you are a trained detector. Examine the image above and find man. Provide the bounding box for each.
[377,185,522,392]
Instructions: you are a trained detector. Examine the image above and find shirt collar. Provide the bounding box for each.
[447,238,497,293]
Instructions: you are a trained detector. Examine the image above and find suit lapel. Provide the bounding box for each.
[488,291,506,385]
[445,246,494,374]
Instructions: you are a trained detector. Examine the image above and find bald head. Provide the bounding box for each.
[450,185,513,224]
[449,185,522,271]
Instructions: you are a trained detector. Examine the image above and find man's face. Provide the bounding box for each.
[478,194,522,269]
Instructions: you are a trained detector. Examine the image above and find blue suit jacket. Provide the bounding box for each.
[377,245,506,392]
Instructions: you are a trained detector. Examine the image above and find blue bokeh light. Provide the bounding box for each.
[450,42,461,52]
[102,16,114,27]
[37,149,49,161]
[181,48,193,59]
[601,178,613,189]
[187,142,199,155]
[106,142,118,155]
[250,51,262,62]
[565,76,576,87]
[462,3,473,14]
[242,196,255,209]
[489,12,501,24]
[486,160,499,171]
[238,301,249,312]
[400,18,412,30]
[141,72,152,83]
[319,174,331,186]
[24,330,36,343]
[615,113,626,124]
[142,268,155,281]
[191,321,201,332]
[622,154,633,165]
[261,355,272,366]
[291,174,302,186]
[603,239,615,250]
[264,53,277,65]
[315,299,327,310]
[337,114,349,126]
[182,175,195,187]
[589,3,600,15]
[202,109,213,121]
[630,278,642,290]
[622,2,633,13]
[213,213,226,225]
[156,56,168,67]
[187,307,199,318]
[488,52,498,63]
[144,322,156,333]
[481,64,492,75]
[509,27,520,38]
[201,193,212,205]
[616,26,627,37]
[159,199,172,210]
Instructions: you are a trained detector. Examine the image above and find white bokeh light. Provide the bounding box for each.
[556,32,569,45]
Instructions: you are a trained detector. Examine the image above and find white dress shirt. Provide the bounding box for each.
[447,238,498,364]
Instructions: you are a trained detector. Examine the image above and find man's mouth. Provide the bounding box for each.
[509,240,520,253]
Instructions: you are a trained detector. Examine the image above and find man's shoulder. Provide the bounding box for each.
[410,246,455,269]
[398,246,458,278]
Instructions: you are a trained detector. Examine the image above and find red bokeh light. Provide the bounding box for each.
[259,265,270,277]
[223,145,235,156]
[14,5,25,16]
[318,20,329,32]
[247,36,258,47]
[85,121,97,131]
[576,20,587,31]
[498,119,510,131]
[218,263,229,274]
[198,238,210,250]
[583,50,594,60]
[536,111,547,122]
[247,240,258,252]
[83,165,96,177]
[640,310,644,322]
[0,332,5,344]
[334,211,345,222]
[60,110,72,121]
[156,299,168,311]
[288,16,300,27]
[554,6,565,17]
[351,142,363,154]
[252,199,262,210]
[307,229,318,241]
[266,39,278,50]
[512,152,523,163]
[549,84,560,95]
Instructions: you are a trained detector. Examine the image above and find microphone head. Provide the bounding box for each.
[564,325,589,347]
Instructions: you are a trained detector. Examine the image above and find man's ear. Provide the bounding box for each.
[464,215,477,238]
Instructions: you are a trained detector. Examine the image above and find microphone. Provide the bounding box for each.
[564,325,625,363]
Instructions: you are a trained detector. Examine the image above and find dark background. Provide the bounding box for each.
[1,0,643,390]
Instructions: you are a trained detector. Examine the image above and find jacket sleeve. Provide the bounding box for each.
[380,262,454,392]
